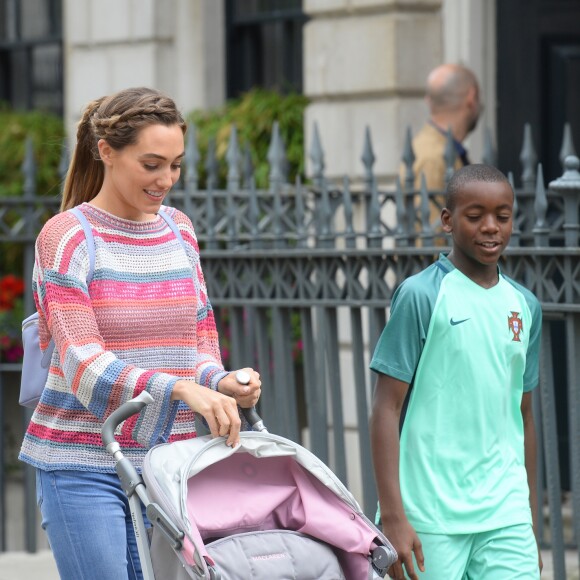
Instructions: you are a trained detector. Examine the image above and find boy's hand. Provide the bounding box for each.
[383,516,424,580]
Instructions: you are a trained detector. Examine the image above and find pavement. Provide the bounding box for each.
[0,548,576,580]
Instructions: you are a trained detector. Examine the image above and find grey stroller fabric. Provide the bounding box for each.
[207,530,346,579]
[152,529,346,580]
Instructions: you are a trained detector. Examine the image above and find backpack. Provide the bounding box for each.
[19,207,187,408]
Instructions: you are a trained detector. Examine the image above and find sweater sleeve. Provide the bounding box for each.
[34,212,178,448]
[169,209,228,390]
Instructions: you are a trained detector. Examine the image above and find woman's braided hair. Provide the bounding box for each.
[61,87,187,211]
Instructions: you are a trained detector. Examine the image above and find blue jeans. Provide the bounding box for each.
[36,469,150,580]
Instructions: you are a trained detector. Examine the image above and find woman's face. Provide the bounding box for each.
[97,123,185,221]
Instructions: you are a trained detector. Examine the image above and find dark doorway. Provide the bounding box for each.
[225,0,307,99]
[497,0,580,184]
[0,0,63,115]
[497,0,580,492]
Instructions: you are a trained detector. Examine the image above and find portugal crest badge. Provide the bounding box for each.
[508,311,523,342]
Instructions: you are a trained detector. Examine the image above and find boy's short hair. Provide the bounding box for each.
[446,164,513,210]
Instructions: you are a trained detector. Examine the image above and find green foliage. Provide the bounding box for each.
[0,105,65,198]
[188,88,309,188]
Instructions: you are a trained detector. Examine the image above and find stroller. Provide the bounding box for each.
[102,392,397,579]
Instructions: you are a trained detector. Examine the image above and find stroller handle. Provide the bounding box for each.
[102,391,154,447]
[241,406,267,432]
[236,370,267,432]
[101,390,266,449]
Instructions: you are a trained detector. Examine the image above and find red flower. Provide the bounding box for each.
[0,274,25,311]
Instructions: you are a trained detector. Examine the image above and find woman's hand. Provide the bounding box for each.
[171,380,242,447]
[217,367,261,409]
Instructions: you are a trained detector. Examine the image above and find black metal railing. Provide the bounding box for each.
[0,121,578,577]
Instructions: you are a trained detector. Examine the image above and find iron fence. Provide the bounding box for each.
[0,121,579,576]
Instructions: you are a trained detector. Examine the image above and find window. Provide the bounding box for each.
[226,0,306,98]
[0,0,63,114]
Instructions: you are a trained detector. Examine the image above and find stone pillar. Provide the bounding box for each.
[63,0,225,137]
[303,0,443,182]
[442,0,496,166]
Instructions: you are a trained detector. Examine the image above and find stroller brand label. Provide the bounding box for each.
[250,552,289,561]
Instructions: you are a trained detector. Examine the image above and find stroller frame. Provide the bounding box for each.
[102,392,395,580]
[102,392,189,579]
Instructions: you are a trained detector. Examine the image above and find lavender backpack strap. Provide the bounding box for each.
[158,209,188,254]
[70,207,96,283]
[41,208,95,368]
[20,208,96,407]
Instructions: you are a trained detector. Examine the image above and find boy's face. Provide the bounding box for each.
[441,180,514,271]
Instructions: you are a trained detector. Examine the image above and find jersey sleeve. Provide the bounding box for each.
[370,268,440,383]
[523,292,542,392]
[504,276,542,392]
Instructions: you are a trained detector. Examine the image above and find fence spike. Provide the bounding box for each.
[226,125,241,191]
[280,134,289,183]
[559,123,577,169]
[419,173,433,240]
[482,127,497,167]
[394,176,407,247]
[205,138,219,190]
[367,176,382,248]
[183,126,199,219]
[519,123,537,189]
[508,171,521,246]
[443,128,456,184]
[548,155,580,247]
[205,150,217,251]
[185,125,200,188]
[343,175,355,248]
[249,176,260,248]
[361,126,376,185]
[268,121,284,184]
[295,175,306,248]
[309,121,325,187]
[534,163,547,230]
[243,142,254,188]
[508,171,519,216]
[58,139,70,185]
[319,178,332,241]
[21,137,36,199]
[401,126,416,190]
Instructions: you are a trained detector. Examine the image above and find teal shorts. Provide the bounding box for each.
[409,524,540,580]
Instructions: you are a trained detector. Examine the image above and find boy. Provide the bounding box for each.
[370,164,542,579]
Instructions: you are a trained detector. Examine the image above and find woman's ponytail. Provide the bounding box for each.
[60,98,105,211]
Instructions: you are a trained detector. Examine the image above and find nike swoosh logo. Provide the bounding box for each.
[450,317,470,326]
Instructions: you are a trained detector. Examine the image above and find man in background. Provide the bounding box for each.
[408,63,482,191]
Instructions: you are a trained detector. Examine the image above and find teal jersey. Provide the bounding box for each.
[370,254,542,534]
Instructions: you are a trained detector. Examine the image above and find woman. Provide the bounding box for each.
[19,87,261,579]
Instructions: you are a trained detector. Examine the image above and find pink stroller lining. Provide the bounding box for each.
[186,452,380,579]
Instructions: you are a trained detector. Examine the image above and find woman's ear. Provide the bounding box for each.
[441,208,452,233]
[97,139,114,166]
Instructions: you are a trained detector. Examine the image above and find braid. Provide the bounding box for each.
[61,87,186,211]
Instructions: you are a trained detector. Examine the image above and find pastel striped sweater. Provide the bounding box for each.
[19,203,228,473]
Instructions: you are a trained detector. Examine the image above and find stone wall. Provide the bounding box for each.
[302,0,495,181]
[63,0,226,137]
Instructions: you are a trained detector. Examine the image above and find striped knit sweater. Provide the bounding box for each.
[19,203,228,473]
